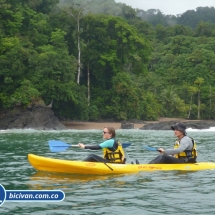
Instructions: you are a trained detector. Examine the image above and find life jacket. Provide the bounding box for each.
[103,140,125,163]
[174,137,197,160]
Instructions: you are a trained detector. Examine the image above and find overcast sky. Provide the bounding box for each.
[114,0,215,15]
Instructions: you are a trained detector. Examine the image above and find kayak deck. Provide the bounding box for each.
[28,154,215,175]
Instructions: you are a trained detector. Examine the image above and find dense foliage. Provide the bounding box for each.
[1,0,215,121]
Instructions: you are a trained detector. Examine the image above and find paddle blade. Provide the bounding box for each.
[48,140,71,152]
[143,146,158,151]
[122,142,131,148]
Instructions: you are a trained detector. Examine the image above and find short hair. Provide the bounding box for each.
[105,126,115,138]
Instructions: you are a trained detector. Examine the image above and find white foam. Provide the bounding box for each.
[187,127,215,132]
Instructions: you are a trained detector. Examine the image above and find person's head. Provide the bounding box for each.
[103,127,115,139]
[171,122,186,138]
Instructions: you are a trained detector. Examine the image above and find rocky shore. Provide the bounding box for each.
[139,120,215,130]
[62,119,215,130]
[0,105,65,130]
[0,106,214,130]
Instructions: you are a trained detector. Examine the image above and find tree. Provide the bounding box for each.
[194,77,204,119]
[10,80,41,108]
[0,1,24,36]
[65,7,83,84]
[187,86,198,119]
[109,72,140,120]
[28,28,77,105]
[0,37,30,95]
[195,21,215,37]
[28,0,59,14]
[159,86,186,117]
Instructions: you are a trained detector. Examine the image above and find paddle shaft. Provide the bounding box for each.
[143,146,162,152]
[53,144,130,148]
[103,162,113,171]
[53,145,79,147]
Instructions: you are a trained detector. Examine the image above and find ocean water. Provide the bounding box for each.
[0,127,215,214]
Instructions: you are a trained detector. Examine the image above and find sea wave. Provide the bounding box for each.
[187,127,215,132]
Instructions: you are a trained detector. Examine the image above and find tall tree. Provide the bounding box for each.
[187,86,198,119]
[194,77,204,119]
[65,7,83,84]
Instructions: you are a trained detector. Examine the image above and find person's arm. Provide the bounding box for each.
[78,139,114,150]
[78,143,102,150]
[99,139,115,149]
[161,138,191,155]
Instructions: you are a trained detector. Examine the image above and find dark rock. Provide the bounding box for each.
[121,121,134,129]
[140,120,215,130]
[0,105,66,130]
[125,119,145,124]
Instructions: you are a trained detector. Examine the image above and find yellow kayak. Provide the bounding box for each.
[28,154,215,175]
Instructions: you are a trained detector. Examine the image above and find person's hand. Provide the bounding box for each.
[158,148,164,153]
[78,143,85,149]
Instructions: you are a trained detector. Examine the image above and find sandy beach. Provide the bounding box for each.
[61,117,185,130]
[61,121,139,130]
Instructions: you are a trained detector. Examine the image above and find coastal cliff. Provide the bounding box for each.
[0,105,65,130]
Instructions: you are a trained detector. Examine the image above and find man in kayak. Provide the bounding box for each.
[78,126,126,163]
[148,122,197,164]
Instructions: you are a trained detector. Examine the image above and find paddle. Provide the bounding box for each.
[48,140,132,152]
[48,140,78,152]
[143,146,162,152]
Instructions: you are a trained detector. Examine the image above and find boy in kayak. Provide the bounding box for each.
[149,122,197,164]
[78,126,126,163]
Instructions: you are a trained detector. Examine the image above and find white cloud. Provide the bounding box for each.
[114,0,215,15]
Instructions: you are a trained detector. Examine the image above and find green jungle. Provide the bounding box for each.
[1,0,215,121]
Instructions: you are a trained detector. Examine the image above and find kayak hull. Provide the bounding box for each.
[28,154,215,175]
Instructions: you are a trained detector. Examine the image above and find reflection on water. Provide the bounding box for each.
[29,171,147,191]
[29,171,113,188]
